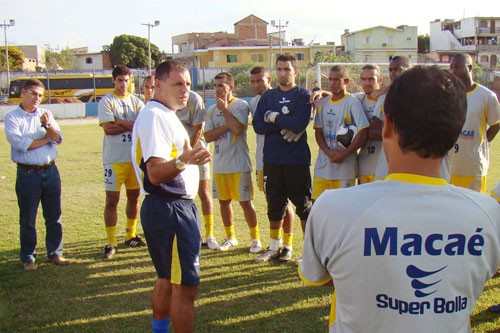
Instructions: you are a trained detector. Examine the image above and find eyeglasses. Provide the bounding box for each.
[26,90,44,99]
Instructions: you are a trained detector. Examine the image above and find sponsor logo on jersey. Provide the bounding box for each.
[326,108,336,115]
[364,227,483,315]
[279,97,290,104]
[459,129,475,140]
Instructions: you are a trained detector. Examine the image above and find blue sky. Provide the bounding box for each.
[1,0,498,53]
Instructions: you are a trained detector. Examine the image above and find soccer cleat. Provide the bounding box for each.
[219,238,238,251]
[124,235,146,247]
[249,238,262,253]
[205,236,220,250]
[102,245,117,259]
[255,248,279,263]
[279,246,292,261]
[23,260,37,271]
[295,257,303,266]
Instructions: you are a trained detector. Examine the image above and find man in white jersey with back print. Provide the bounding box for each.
[98,64,145,259]
[131,60,211,333]
[176,91,218,250]
[449,53,500,193]
[300,66,500,332]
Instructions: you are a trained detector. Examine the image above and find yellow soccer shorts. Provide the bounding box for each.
[103,162,140,192]
[213,172,254,201]
[312,177,355,200]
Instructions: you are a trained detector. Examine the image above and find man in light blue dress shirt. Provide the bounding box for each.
[4,78,70,271]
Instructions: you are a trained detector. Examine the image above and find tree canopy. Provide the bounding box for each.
[109,34,161,68]
[0,46,25,70]
[44,47,77,70]
[313,51,354,64]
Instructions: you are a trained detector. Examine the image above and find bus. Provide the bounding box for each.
[7,74,135,104]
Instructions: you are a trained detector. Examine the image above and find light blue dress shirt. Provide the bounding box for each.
[4,105,62,165]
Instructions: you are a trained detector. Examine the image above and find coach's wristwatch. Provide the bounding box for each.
[175,156,186,171]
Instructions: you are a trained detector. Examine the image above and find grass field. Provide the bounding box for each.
[0,120,499,332]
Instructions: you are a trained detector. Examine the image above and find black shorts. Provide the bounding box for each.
[141,195,201,286]
[264,164,312,221]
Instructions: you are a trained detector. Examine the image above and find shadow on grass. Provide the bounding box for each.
[0,239,331,333]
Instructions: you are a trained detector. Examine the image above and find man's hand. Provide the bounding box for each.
[180,141,212,166]
[330,148,349,164]
[40,112,50,128]
[216,96,228,112]
[264,110,280,123]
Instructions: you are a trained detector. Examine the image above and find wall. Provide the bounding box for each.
[0,102,98,121]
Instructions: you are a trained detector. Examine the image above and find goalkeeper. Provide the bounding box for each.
[252,53,313,264]
[312,65,369,200]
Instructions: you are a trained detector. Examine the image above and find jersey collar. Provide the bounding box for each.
[385,173,448,186]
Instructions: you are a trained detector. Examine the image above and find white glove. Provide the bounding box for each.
[281,129,306,142]
[264,110,280,123]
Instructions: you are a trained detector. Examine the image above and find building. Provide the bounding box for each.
[340,25,418,63]
[17,45,45,72]
[172,14,286,68]
[71,47,112,70]
[429,17,500,68]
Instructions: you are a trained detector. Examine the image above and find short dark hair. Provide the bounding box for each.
[214,72,235,85]
[390,56,412,69]
[155,60,188,81]
[451,53,473,66]
[330,65,349,78]
[23,78,45,91]
[384,66,467,158]
[361,64,381,76]
[250,66,266,75]
[112,64,130,79]
[142,75,154,87]
[276,53,298,68]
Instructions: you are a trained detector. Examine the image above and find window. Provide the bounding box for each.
[387,36,394,44]
[86,57,93,64]
[295,53,305,61]
[364,36,372,44]
[226,54,238,63]
[407,37,412,41]
[251,54,264,62]
[480,55,489,63]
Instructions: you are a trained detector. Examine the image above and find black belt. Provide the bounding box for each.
[17,161,55,171]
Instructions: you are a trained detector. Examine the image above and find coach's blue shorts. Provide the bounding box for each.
[141,195,201,286]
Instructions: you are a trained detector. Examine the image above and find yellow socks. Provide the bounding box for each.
[204,215,214,237]
[224,225,236,239]
[249,225,260,240]
[126,218,138,240]
[105,226,117,247]
[283,233,293,248]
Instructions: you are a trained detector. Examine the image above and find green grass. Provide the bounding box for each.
[0,121,499,332]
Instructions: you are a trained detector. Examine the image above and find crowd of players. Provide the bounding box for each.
[5,52,500,332]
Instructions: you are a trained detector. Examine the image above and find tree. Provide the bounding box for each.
[313,51,354,64]
[45,47,77,70]
[229,63,256,97]
[418,35,430,53]
[109,34,161,68]
[0,46,25,70]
